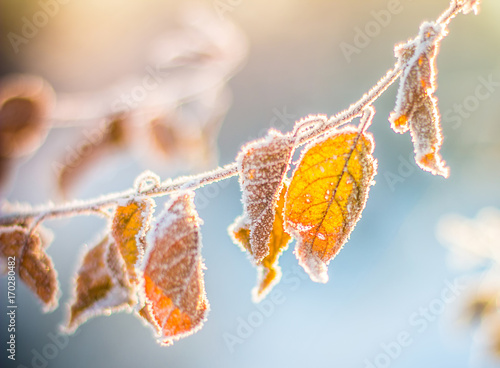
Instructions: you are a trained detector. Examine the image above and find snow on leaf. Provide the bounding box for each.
[139,191,208,346]
[65,236,135,333]
[236,129,295,262]
[284,127,377,283]
[0,225,59,312]
[111,198,155,285]
[230,182,292,302]
[389,22,449,178]
[56,113,129,197]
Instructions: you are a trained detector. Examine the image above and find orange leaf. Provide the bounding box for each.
[0,225,59,312]
[284,127,377,283]
[140,192,208,345]
[230,182,292,302]
[389,22,448,177]
[65,236,135,332]
[111,198,155,285]
[236,129,294,261]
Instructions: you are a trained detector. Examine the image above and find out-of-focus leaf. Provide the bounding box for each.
[0,74,55,158]
[0,225,59,312]
[56,113,128,197]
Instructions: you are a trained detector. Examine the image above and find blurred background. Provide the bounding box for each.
[1,0,500,367]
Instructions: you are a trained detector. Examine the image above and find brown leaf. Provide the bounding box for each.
[0,156,12,190]
[148,114,218,170]
[56,113,128,197]
[0,74,55,158]
[149,115,179,160]
[236,129,294,261]
[230,182,292,302]
[111,198,155,285]
[0,225,59,311]
[139,192,208,345]
[389,22,448,177]
[284,127,377,283]
[65,236,135,332]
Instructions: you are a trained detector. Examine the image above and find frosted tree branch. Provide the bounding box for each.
[0,0,475,228]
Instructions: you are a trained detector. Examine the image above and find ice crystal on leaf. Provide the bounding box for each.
[139,192,208,346]
[235,129,295,262]
[111,198,155,285]
[284,127,377,283]
[389,22,449,178]
[230,182,292,302]
[65,236,135,332]
[458,0,481,14]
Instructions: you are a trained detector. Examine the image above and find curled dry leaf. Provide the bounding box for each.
[389,22,449,177]
[111,198,155,285]
[56,113,129,197]
[0,74,55,158]
[139,192,208,346]
[0,225,59,312]
[284,127,377,283]
[65,236,135,332]
[230,182,292,302]
[236,129,295,262]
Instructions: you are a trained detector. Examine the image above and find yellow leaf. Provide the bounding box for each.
[111,198,154,285]
[284,127,377,283]
[230,182,292,302]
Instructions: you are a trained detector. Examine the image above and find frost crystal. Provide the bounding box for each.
[389,22,449,177]
[236,129,294,261]
[139,191,208,346]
